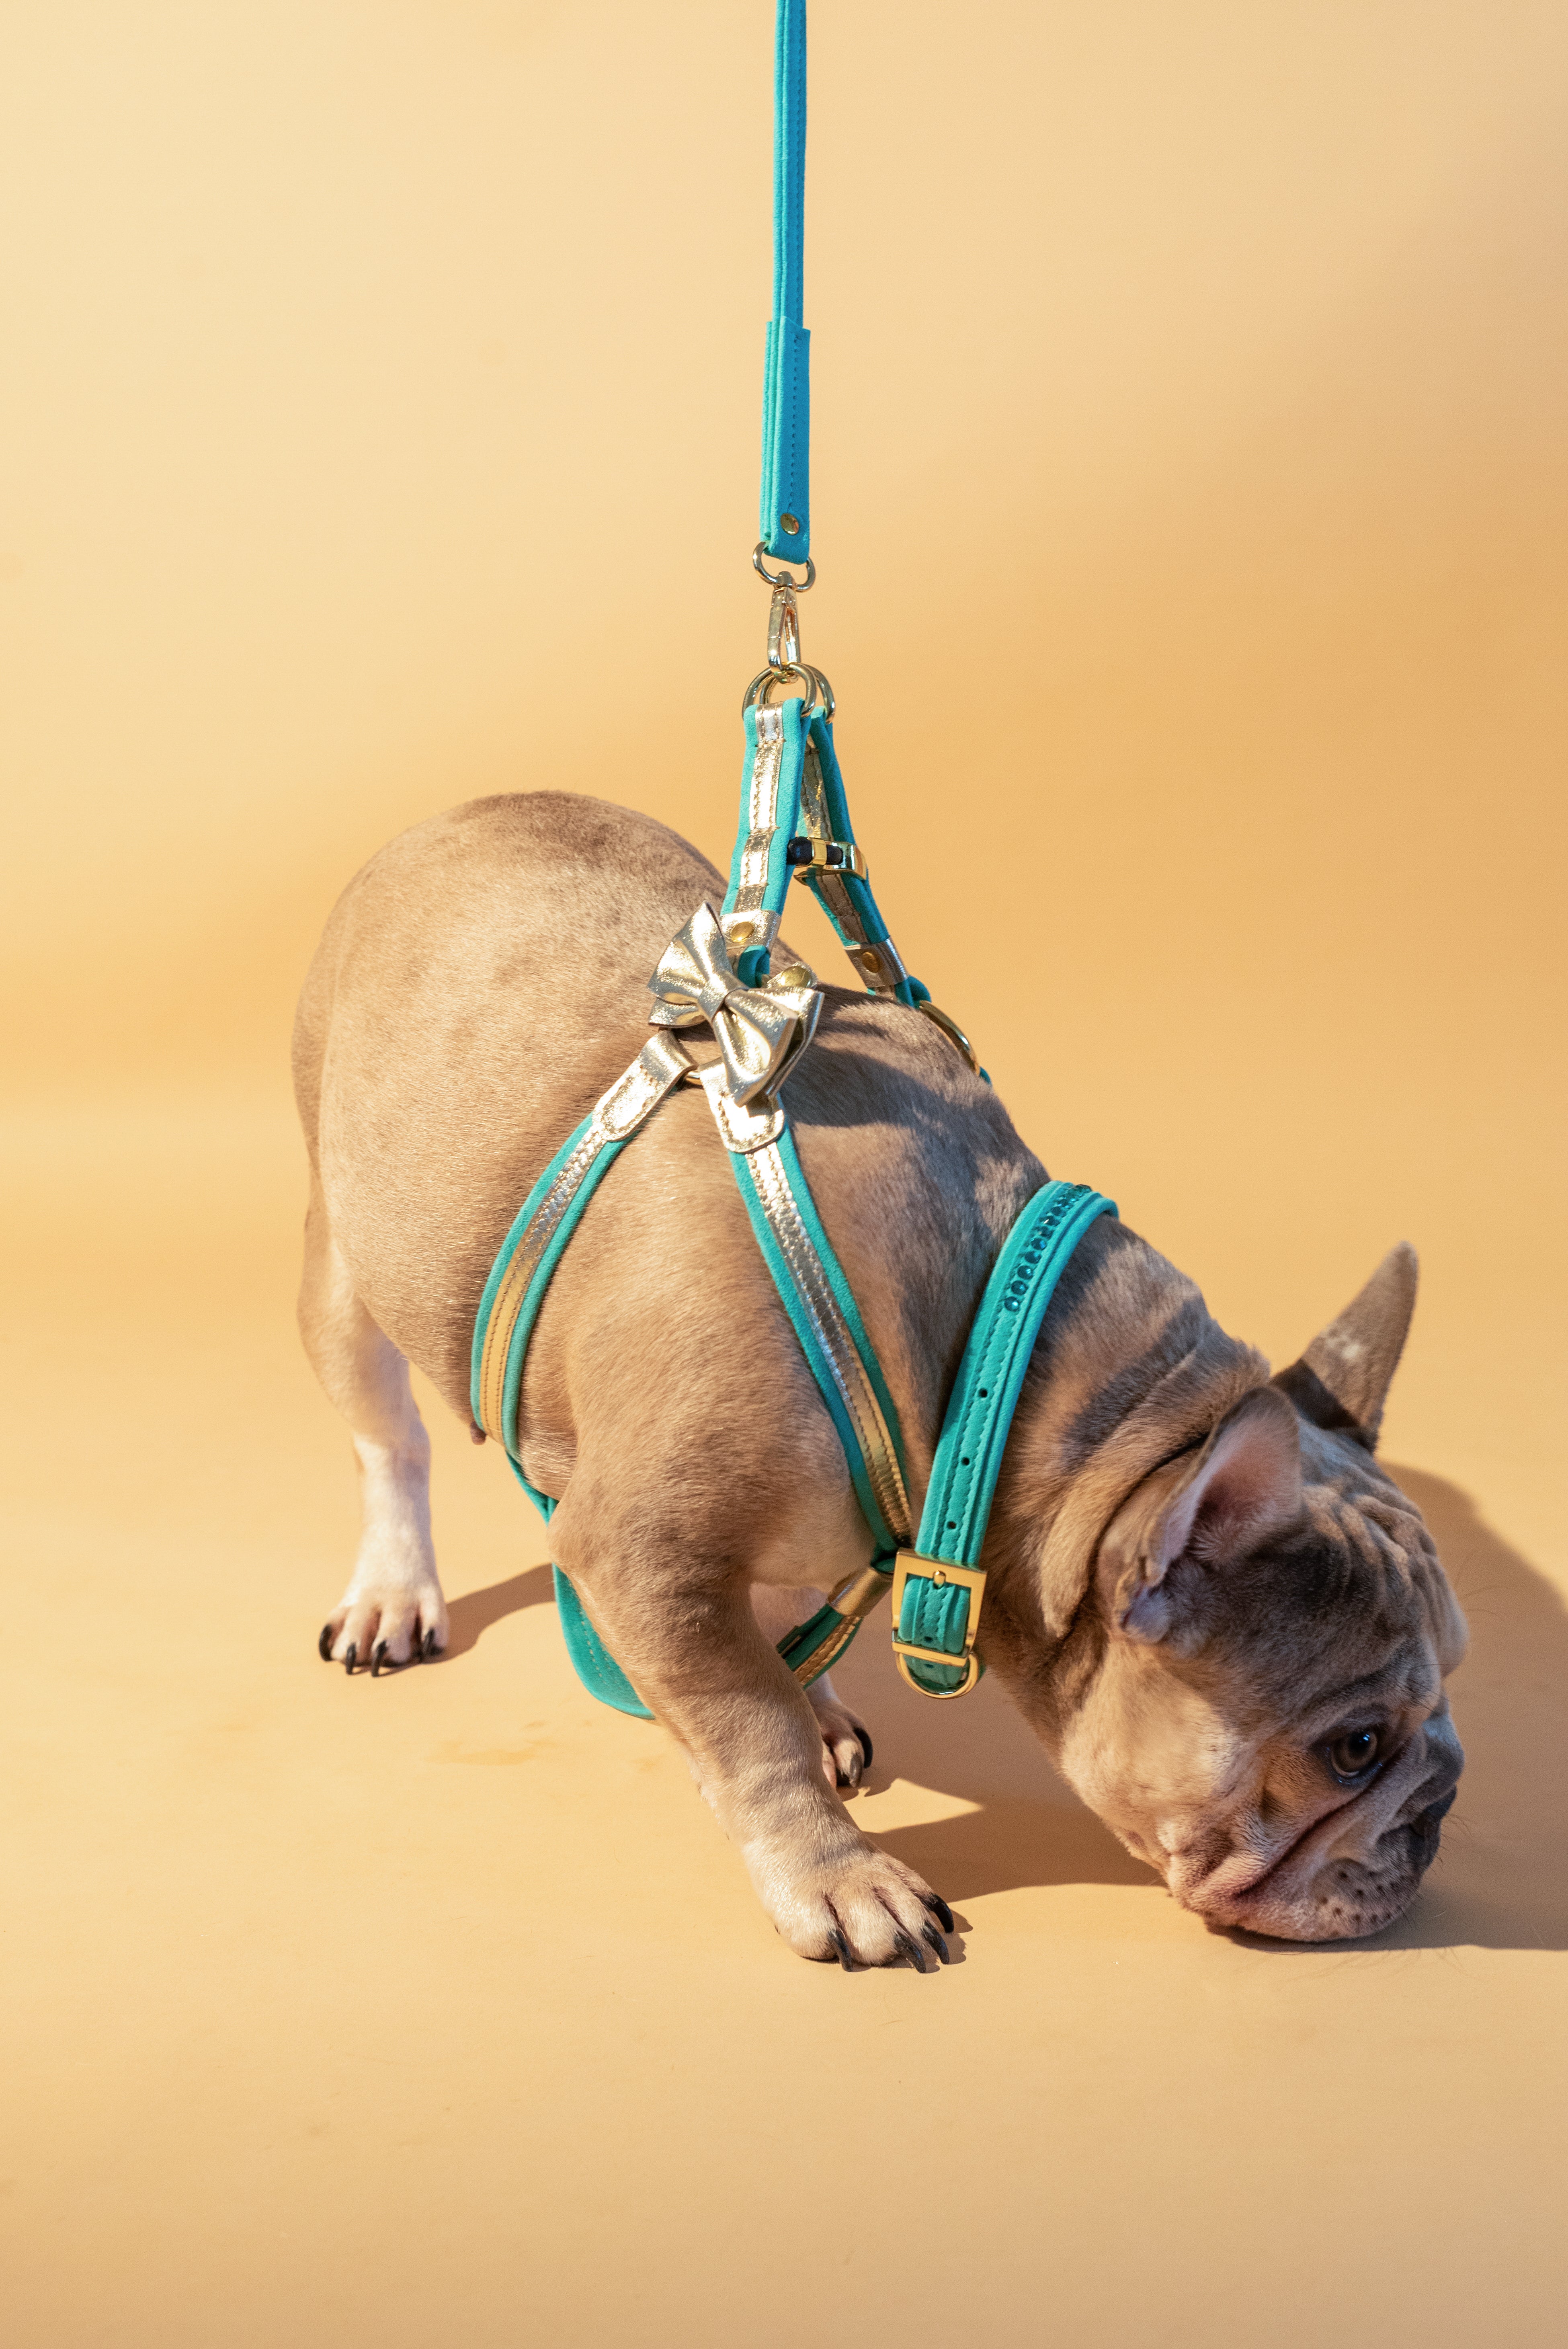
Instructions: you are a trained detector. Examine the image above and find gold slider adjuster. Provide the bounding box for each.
[824,1561,896,1623]
[888,1553,987,1699]
[786,836,868,882]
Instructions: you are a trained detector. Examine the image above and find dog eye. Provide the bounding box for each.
[1325,1727,1382,1781]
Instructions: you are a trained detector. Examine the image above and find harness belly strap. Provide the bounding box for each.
[469,1048,916,1711]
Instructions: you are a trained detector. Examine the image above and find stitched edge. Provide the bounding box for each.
[748,1141,912,1546]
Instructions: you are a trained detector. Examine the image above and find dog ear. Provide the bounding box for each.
[1271,1243,1418,1451]
[1101,1387,1304,1643]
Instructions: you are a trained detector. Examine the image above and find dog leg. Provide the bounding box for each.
[749,1586,874,1792]
[299,1184,449,1674]
[554,1516,949,1968]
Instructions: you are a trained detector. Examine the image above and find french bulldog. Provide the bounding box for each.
[293,791,1466,1965]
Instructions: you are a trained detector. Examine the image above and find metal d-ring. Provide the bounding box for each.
[753,543,816,591]
[742,661,821,723]
[915,1000,981,1075]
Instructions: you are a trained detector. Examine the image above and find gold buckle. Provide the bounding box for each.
[889,1553,986,1700]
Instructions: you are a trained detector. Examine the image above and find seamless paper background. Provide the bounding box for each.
[4,5,1565,2343]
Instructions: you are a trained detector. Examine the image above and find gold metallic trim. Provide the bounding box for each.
[799,741,876,952]
[698,1063,786,1153]
[825,1561,896,1622]
[784,1566,894,1686]
[789,1615,862,1683]
[476,1121,603,1445]
[799,734,832,839]
[847,935,909,994]
[728,703,787,928]
[744,1136,913,1549]
[476,1036,694,1444]
[597,1033,696,1140]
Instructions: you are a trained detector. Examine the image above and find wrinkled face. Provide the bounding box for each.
[1058,1395,1467,1941]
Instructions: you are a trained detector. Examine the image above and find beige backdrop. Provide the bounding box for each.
[4,4,1566,2343]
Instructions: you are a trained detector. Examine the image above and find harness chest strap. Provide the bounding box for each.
[469,1023,914,1715]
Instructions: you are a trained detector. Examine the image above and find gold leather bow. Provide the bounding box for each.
[648,901,820,1104]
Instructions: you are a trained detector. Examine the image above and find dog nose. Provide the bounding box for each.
[1420,1705,1464,1792]
[1408,1782,1457,1871]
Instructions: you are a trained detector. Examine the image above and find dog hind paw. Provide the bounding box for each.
[319,1583,448,1673]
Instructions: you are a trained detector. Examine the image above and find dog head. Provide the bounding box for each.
[1054,1245,1466,1939]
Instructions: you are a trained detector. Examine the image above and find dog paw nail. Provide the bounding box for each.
[892,1930,925,1971]
[422,1629,439,1660]
[344,1642,357,1675]
[857,1729,873,1768]
[318,1624,334,1662]
[921,1922,951,1963]
[924,1894,955,1935]
[828,1928,854,1972]
[371,1640,388,1677]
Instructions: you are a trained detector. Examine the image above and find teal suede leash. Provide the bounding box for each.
[759,0,810,561]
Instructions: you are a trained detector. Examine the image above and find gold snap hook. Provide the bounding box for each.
[767,579,801,671]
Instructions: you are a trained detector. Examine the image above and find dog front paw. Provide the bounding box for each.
[318,1580,448,1675]
[750,1837,954,1969]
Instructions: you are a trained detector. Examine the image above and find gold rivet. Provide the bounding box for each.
[860,948,881,975]
[779,513,800,534]
[776,962,812,988]
[729,921,754,947]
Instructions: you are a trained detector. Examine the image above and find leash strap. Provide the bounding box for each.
[467,1,1101,1719]
[760,0,810,561]
[891,1180,1117,1695]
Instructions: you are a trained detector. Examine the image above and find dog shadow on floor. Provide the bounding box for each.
[442,1467,1567,1953]
[446,1564,555,1657]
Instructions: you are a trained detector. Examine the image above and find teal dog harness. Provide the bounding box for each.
[470,3,1115,1717]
